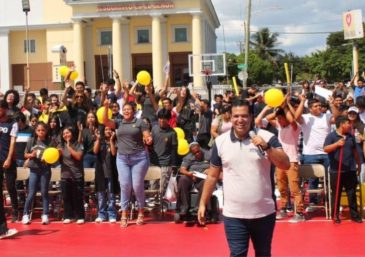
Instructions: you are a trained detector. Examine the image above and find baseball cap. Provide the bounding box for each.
[348,106,359,114]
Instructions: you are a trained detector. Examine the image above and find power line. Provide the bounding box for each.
[217,28,336,34]
[252,31,335,34]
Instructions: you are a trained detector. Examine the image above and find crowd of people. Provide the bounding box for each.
[0,69,364,246]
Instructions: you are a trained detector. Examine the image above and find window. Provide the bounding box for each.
[174,27,188,42]
[100,30,112,46]
[24,39,35,53]
[137,28,150,44]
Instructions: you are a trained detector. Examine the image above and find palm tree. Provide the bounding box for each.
[250,27,283,67]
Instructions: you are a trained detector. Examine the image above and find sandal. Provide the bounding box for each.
[120,217,128,228]
[136,215,144,225]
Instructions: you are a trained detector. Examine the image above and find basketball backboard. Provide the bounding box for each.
[188,53,226,77]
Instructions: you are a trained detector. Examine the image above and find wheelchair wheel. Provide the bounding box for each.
[174,213,181,223]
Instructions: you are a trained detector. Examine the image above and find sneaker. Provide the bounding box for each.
[0,229,18,240]
[22,214,30,225]
[109,218,117,223]
[76,219,85,224]
[41,215,49,225]
[286,207,294,213]
[11,212,19,223]
[63,219,72,224]
[289,213,305,223]
[305,204,315,213]
[95,217,103,223]
[276,209,287,220]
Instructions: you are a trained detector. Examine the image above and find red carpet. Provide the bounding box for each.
[1,218,364,257]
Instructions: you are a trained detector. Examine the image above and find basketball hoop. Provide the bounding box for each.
[202,68,212,77]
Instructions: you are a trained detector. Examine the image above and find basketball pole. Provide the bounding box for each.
[243,0,252,89]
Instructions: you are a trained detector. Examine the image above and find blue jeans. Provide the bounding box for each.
[116,150,150,211]
[224,213,276,257]
[83,153,96,168]
[301,154,329,204]
[23,168,51,215]
[97,178,117,220]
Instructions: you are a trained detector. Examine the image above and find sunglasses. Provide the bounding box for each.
[75,95,84,99]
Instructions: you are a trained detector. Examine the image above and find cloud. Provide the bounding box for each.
[211,0,365,56]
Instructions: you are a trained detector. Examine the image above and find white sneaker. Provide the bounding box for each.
[95,217,103,223]
[41,215,49,225]
[0,229,18,240]
[22,214,30,225]
[63,219,72,224]
[289,213,306,223]
[109,218,116,223]
[276,210,287,220]
[305,203,315,213]
[76,219,85,224]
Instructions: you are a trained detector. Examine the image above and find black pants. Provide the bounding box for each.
[61,179,85,220]
[177,175,205,213]
[0,171,8,234]
[330,171,360,219]
[1,163,18,215]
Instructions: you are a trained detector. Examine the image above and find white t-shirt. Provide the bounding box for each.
[301,112,331,155]
[277,123,300,162]
[211,117,232,135]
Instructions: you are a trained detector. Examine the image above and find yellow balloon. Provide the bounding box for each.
[96,106,112,124]
[59,66,69,77]
[136,70,151,86]
[70,71,79,81]
[174,127,185,139]
[264,88,284,108]
[43,147,60,164]
[177,139,189,156]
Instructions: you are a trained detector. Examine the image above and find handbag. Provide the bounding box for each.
[164,175,177,202]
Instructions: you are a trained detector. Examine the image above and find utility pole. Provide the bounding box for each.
[243,0,252,89]
[22,0,31,90]
[353,40,359,83]
[222,25,229,83]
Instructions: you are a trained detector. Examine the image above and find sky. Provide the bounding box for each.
[211,0,365,56]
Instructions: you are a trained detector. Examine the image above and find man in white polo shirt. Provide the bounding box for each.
[198,99,290,257]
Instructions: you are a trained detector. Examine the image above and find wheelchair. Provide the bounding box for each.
[174,185,220,224]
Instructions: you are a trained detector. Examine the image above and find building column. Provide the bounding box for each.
[112,15,123,79]
[73,18,85,80]
[151,14,163,89]
[192,13,204,89]
[85,22,96,88]
[0,29,11,92]
[121,19,131,81]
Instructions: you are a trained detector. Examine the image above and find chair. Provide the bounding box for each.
[144,166,163,215]
[298,164,330,219]
[49,168,62,219]
[84,168,96,221]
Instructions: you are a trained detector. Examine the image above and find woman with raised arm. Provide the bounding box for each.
[103,100,152,228]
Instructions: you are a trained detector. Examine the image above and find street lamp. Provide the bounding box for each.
[22,0,31,90]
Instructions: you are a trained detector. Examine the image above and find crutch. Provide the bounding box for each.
[333,143,344,222]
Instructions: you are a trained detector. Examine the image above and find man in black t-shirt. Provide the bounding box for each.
[0,101,18,238]
[150,109,178,197]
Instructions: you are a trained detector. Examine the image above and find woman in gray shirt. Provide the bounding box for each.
[103,102,152,228]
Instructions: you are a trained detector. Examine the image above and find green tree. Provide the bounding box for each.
[250,27,283,67]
